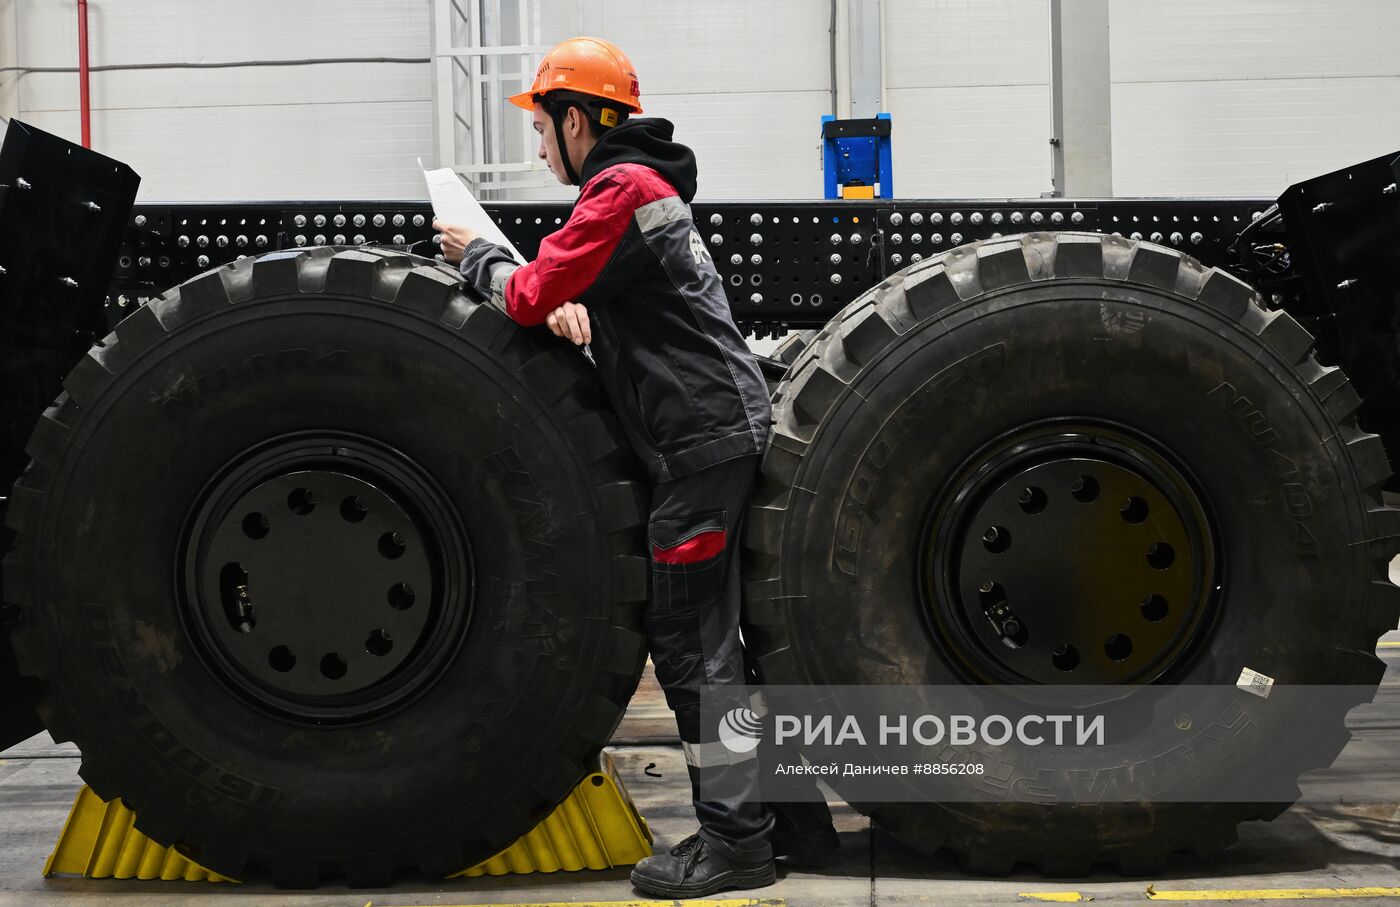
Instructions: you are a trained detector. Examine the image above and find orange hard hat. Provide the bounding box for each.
[509,36,643,115]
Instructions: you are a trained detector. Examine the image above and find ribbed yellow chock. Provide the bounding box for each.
[450,750,652,877]
[43,786,235,883]
[44,751,652,883]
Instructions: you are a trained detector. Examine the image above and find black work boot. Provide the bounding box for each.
[630,833,776,898]
[771,821,841,866]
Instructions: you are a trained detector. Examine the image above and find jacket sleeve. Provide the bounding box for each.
[457,173,639,327]
[458,238,520,314]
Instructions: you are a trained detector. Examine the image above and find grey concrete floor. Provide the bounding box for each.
[2,637,1396,906]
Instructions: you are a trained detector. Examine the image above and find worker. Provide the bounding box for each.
[436,36,837,899]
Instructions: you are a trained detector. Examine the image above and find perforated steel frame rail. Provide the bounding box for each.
[112,198,1274,339]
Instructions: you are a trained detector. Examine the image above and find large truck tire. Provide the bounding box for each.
[3,248,649,887]
[742,232,1399,874]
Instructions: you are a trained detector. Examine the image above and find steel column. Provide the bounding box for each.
[1049,0,1113,197]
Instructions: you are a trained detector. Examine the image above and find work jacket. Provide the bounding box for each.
[459,118,770,482]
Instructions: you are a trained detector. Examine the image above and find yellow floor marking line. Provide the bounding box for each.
[1378,641,1400,648]
[1146,887,1400,900]
[391,901,784,907]
[1020,893,1089,902]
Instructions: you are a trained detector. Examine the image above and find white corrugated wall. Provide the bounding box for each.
[509,0,833,201]
[1108,0,1400,196]
[5,0,433,201]
[3,1,1398,202]
[882,0,1052,198]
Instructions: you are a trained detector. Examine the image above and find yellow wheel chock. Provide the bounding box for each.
[44,751,651,883]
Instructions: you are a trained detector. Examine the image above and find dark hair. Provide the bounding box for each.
[537,91,628,138]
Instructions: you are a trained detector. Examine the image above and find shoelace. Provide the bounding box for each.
[669,833,706,876]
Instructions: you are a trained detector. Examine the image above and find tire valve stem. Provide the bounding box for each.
[978,582,1027,648]
[234,584,254,633]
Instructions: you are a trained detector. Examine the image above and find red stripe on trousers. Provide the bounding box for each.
[651,528,726,565]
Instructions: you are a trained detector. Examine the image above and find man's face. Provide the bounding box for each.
[533,105,570,185]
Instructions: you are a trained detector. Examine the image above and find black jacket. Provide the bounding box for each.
[459,119,770,482]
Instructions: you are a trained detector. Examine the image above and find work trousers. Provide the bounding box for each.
[644,454,831,862]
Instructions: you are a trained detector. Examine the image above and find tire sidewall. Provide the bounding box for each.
[778,280,1370,794]
[30,296,619,858]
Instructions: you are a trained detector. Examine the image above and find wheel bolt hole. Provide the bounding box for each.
[268,645,295,672]
[365,629,393,657]
[378,532,406,559]
[287,487,316,515]
[982,526,1011,554]
[340,496,369,523]
[1121,496,1149,524]
[1104,633,1133,661]
[320,653,348,680]
[1140,594,1169,622]
[1147,542,1175,570]
[388,582,416,610]
[1051,644,1080,672]
[978,580,1006,604]
[1018,486,1047,515]
[1071,476,1100,503]
[241,512,269,539]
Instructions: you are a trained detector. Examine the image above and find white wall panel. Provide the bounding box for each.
[1111,0,1400,84]
[887,84,1050,198]
[1109,0,1400,196]
[16,0,427,65]
[20,65,428,114]
[1112,77,1400,197]
[15,0,431,201]
[505,0,833,199]
[21,101,432,201]
[573,0,831,97]
[884,0,1051,197]
[13,0,1395,204]
[885,0,1049,89]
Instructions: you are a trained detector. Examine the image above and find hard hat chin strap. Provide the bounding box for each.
[551,102,583,187]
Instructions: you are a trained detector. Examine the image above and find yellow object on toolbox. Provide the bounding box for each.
[45,751,652,883]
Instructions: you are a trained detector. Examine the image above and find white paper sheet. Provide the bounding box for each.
[421,161,526,264]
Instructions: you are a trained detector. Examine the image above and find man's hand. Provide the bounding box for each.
[433,219,480,264]
[546,302,591,345]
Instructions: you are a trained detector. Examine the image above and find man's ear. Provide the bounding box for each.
[567,105,587,139]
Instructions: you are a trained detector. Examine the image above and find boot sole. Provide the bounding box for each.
[630,860,777,898]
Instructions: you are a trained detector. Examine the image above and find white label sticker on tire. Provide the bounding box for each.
[1237,666,1275,698]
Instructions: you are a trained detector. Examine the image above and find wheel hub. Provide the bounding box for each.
[927,424,1218,685]
[182,435,471,723]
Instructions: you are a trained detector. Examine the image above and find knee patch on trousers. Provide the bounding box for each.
[649,509,728,614]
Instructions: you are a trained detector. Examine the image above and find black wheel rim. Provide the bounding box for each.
[180,433,472,724]
[924,421,1219,687]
